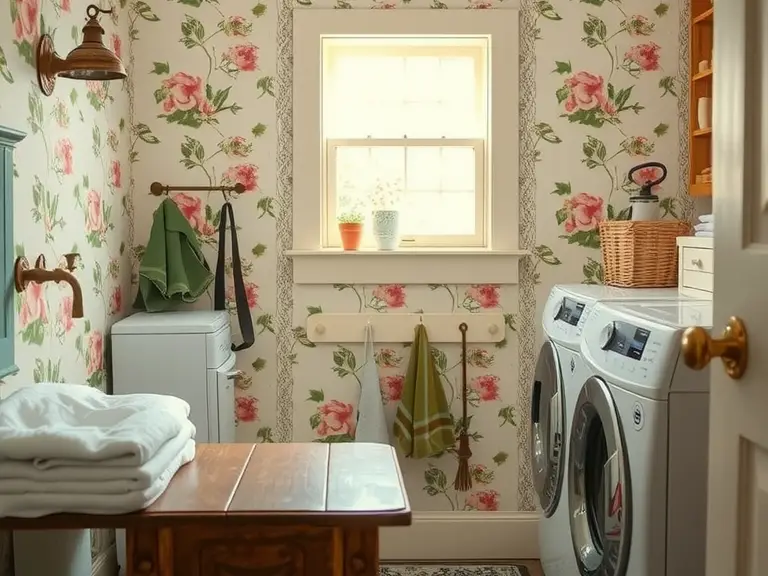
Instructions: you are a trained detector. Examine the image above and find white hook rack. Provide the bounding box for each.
[306,313,506,344]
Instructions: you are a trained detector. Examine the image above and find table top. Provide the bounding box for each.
[0,443,411,530]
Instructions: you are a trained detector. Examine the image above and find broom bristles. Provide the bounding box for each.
[453,434,473,492]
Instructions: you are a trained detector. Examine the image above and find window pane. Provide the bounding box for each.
[406,148,441,190]
[439,58,476,104]
[333,145,478,238]
[404,57,441,101]
[402,102,444,138]
[440,147,476,191]
[334,146,406,215]
[400,191,476,236]
[326,48,481,138]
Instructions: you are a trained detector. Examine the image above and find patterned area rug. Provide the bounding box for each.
[380,566,529,576]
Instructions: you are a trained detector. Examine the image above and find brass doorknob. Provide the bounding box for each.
[681,316,748,379]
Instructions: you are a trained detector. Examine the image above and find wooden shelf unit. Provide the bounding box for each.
[690,182,712,197]
[689,1,714,197]
[693,6,713,24]
[692,68,712,82]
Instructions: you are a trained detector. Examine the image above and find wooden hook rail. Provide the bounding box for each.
[306,313,506,344]
[149,181,246,196]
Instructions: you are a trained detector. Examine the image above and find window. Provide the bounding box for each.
[324,38,488,247]
[292,9,524,285]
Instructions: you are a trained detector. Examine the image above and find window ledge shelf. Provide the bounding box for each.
[287,249,529,285]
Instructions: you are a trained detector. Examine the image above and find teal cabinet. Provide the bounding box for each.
[0,126,26,379]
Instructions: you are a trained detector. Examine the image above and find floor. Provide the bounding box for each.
[518,560,543,576]
[385,561,543,576]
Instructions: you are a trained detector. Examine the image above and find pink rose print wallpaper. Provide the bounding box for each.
[0,0,692,570]
[1,0,132,568]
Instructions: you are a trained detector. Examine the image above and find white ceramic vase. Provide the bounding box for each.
[372,210,400,250]
[697,97,712,130]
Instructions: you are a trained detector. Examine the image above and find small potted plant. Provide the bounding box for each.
[338,211,364,251]
[370,178,403,251]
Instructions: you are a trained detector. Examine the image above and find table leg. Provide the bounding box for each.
[126,526,173,576]
[343,527,379,576]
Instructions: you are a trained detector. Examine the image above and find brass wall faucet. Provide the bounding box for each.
[13,254,84,318]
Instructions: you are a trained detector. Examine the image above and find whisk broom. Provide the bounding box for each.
[454,322,472,492]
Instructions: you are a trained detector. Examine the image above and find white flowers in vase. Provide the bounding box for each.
[368,177,403,251]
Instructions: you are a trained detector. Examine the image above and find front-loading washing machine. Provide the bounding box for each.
[533,285,690,576]
[567,299,712,576]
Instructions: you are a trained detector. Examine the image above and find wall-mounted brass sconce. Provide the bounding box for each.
[36,4,126,97]
[14,254,84,318]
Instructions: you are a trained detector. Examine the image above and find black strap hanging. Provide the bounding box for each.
[214,202,255,351]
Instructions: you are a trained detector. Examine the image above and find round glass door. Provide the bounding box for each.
[568,377,631,576]
[530,341,566,517]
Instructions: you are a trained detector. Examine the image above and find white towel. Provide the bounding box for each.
[0,383,190,468]
[355,324,390,444]
[694,222,714,232]
[0,421,195,492]
[695,231,714,238]
[0,439,195,518]
[698,213,714,223]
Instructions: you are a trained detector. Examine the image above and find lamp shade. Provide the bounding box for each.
[57,15,126,80]
[57,44,126,81]
[36,4,126,95]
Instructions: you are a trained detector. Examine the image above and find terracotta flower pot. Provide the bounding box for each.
[339,223,363,251]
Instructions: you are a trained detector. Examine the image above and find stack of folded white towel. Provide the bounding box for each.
[694,214,714,238]
[0,383,196,518]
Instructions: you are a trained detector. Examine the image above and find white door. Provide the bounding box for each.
[685,0,768,574]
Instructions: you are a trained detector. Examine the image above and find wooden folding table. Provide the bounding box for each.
[0,442,412,575]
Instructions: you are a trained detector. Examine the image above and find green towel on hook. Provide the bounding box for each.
[133,198,214,312]
[393,324,456,458]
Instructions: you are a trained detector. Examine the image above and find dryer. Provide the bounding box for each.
[567,299,713,576]
[534,285,687,576]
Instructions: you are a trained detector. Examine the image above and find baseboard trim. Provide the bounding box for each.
[379,511,540,561]
[92,543,117,576]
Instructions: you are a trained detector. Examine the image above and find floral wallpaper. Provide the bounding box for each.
[0,0,690,569]
[0,0,133,571]
[127,0,689,519]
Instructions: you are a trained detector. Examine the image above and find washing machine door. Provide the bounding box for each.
[530,340,566,518]
[568,376,631,576]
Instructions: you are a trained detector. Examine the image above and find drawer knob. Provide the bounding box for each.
[691,258,703,267]
[137,560,153,573]
[350,555,367,575]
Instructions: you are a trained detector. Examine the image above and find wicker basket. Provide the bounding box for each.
[599,220,692,288]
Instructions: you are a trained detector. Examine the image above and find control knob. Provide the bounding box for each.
[600,322,617,350]
[553,298,565,321]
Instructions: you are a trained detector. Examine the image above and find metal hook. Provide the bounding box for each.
[367,317,372,327]
[419,314,424,324]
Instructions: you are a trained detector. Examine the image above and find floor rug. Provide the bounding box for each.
[380,566,529,576]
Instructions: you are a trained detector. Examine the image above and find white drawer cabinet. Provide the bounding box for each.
[677,236,713,299]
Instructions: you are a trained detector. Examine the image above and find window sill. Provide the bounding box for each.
[286,249,529,285]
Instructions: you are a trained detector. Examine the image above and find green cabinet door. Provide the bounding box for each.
[0,126,26,379]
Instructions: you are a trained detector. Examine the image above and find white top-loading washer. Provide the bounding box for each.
[568,299,713,576]
[534,285,690,576]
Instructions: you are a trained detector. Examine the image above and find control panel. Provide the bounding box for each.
[580,302,682,395]
[599,321,650,361]
[543,291,594,349]
[555,297,586,327]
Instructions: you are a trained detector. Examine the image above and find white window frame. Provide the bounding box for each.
[290,8,526,285]
[323,39,488,248]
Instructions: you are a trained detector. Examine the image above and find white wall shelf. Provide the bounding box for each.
[306,313,506,344]
[287,249,528,284]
